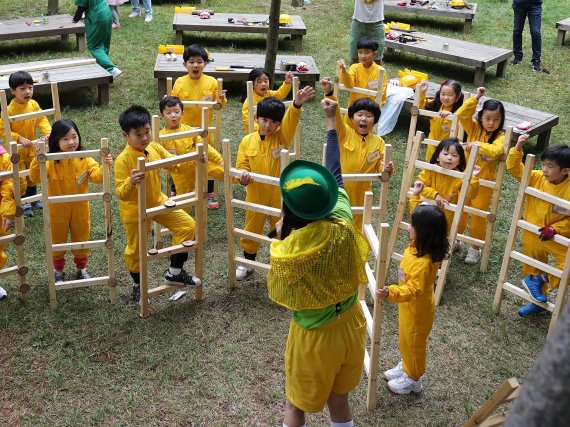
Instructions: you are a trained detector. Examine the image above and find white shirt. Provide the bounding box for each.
[352,0,384,23]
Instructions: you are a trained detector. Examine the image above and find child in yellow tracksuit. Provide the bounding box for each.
[0,71,51,218]
[234,86,315,281]
[377,204,449,394]
[241,68,293,134]
[321,77,393,231]
[506,134,570,317]
[172,44,228,208]
[0,146,16,280]
[115,105,201,303]
[29,119,112,282]
[418,79,464,161]
[456,87,506,265]
[159,96,224,209]
[410,138,480,238]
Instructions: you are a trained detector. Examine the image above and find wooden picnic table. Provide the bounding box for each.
[555,18,570,46]
[385,30,512,86]
[384,0,478,34]
[403,82,559,150]
[154,52,320,98]
[0,14,86,51]
[173,13,307,52]
[0,58,113,106]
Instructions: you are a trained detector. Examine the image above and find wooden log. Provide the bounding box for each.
[222,138,238,287]
[0,58,95,76]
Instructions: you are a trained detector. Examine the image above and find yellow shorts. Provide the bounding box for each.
[285,302,366,413]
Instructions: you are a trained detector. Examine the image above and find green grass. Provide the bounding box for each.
[0,0,569,425]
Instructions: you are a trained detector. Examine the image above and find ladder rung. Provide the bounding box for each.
[55,276,111,290]
[502,282,554,311]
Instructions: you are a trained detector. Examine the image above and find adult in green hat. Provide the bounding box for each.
[268,99,369,426]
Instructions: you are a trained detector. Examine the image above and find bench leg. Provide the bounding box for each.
[463,19,473,34]
[556,30,566,46]
[157,79,166,99]
[98,84,110,106]
[474,68,485,86]
[77,34,86,51]
[536,129,552,151]
[496,60,507,78]
[292,35,303,52]
[176,31,183,45]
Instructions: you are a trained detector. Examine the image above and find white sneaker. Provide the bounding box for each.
[145,14,153,23]
[464,247,481,265]
[387,373,423,394]
[110,67,123,79]
[128,11,140,18]
[0,286,7,300]
[384,361,404,381]
[236,265,254,281]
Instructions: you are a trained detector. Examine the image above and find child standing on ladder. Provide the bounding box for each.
[172,44,227,209]
[234,87,315,281]
[29,119,112,282]
[241,68,293,134]
[0,71,51,218]
[456,87,506,265]
[0,146,16,298]
[506,134,570,317]
[267,98,369,427]
[377,203,450,394]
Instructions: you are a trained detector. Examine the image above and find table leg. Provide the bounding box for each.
[556,29,566,46]
[536,129,552,151]
[77,34,86,51]
[463,19,473,34]
[496,60,507,78]
[292,35,303,52]
[157,79,166,99]
[176,31,183,45]
[98,84,109,106]
[474,68,485,86]
[61,34,69,44]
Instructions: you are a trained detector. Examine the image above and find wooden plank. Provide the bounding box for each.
[384,1,477,21]
[0,15,85,44]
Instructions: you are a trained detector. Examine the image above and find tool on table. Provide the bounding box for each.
[398,34,426,43]
[192,10,214,15]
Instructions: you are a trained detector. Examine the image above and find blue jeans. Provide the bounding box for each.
[512,1,542,64]
[131,0,152,15]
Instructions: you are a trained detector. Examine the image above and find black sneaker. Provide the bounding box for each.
[511,58,522,65]
[75,269,91,280]
[532,62,542,72]
[54,270,65,282]
[132,284,140,303]
[163,269,202,287]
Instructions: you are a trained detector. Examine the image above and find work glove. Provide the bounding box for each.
[538,226,556,241]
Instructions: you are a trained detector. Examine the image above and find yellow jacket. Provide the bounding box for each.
[507,147,570,237]
[418,93,456,161]
[236,104,301,196]
[339,62,388,107]
[241,82,292,134]
[0,152,16,220]
[114,142,178,223]
[159,124,224,194]
[457,97,505,181]
[411,168,479,209]
[172,74,228,128]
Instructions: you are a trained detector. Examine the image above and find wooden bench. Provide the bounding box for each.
[173,13,307,52]
[403,82,559,149]
[0,58,113,106]
[384,0,478,34]
[0,14,86,51]
[154,52,320,98]
[556,18,570,46]
[385,29,512,86]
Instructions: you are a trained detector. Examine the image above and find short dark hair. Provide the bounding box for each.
[48,119,83,153]
[357,37,379,52]
[347,98,381,124]
[541,144,570,170]
[256,97,286,122]
[430,137,467,171]
[248,68,271,85]
[9,71,34,89]
[477,99,505,144]
[159,96,184,113]
[119,105,151,133]
[411,204,450,263]
[425,80,464,113]
[183,44,209,62]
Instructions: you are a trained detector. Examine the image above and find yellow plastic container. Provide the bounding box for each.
[158,44,185,54]
[387,21,411,31]
[175,6,196,14]
[398,68,428,81]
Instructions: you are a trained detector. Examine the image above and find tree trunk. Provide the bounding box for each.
[264,0,281,84]
[47,0,59,15]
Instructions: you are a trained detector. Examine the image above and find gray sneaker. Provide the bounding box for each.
[54,270,65,282]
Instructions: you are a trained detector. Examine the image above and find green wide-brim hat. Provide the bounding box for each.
[280,160,338,220]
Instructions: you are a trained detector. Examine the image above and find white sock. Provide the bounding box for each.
[331,421,353,427]
[169,267,181,275]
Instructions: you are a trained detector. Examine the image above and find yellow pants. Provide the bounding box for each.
[522,230,567,290]
[240,184,281,254]
[285,302,366,413]
[399,298,434,381]
[345,181,372,232]
[51,203,90,261]
[466,186,492,243]
[174,162,224,213]
[124,209,195,273]
[0,225,9,269]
